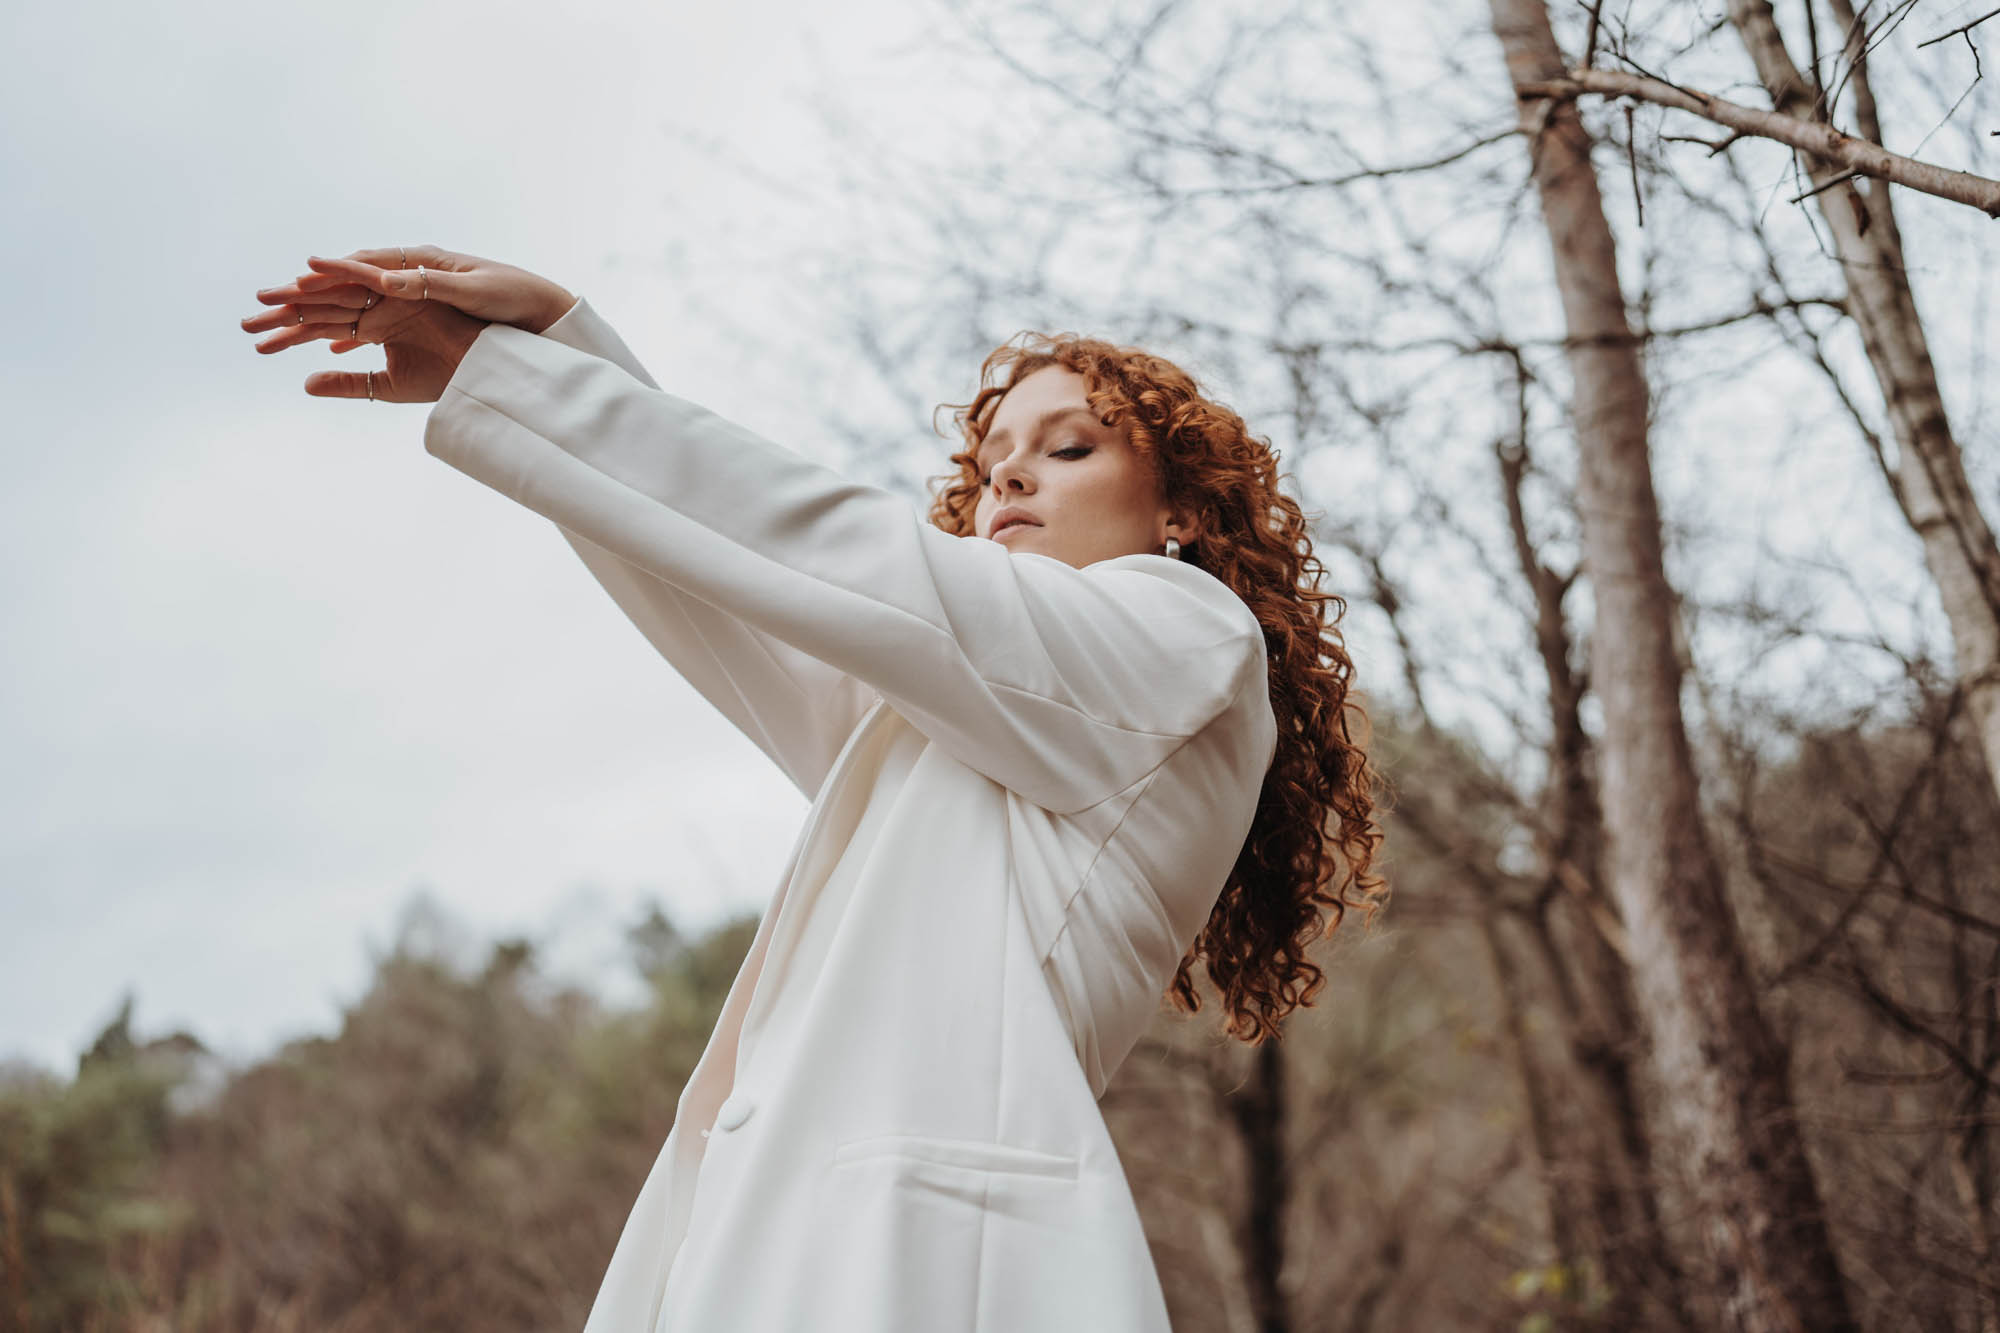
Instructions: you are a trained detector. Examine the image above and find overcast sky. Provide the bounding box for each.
[0,0,1002,1072]
[5,0,1994,1076]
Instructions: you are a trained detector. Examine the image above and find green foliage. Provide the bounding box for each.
[0,998,192,1331]
[0,898,756,1332]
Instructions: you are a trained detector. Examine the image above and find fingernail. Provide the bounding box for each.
[384,274,408,293]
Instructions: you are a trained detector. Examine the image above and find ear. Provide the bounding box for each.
[1164,505,1203,548]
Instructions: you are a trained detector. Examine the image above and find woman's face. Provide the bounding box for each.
[972,366,1180,569]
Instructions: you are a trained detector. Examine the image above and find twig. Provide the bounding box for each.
[1820,0,1921,131]
[1788,168,1863,204]
[1626,105,1644,225]
[1662,130,1746,155]
[1805,0,1829,122]
[1918,5,2000,49]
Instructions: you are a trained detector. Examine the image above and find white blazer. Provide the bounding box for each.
[422,296,1278,1331]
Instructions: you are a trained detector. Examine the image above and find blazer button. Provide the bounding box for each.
[713,1095,755,1133]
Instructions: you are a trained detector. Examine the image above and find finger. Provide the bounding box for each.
[241,299,372,336]
[247,314,369,354]
[310,253,461,304]
[251,281,369,312]
[250,325,328,354]
[340,244,454,271]
[305,255,398,294]
[241,294,374,332]
[304,369,389,400]
[254,273,361,304]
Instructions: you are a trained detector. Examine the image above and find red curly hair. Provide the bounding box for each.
[927,331,1391,1044]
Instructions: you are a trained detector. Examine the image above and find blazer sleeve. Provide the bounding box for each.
[422,302,1268,815]
[528,297,874,800]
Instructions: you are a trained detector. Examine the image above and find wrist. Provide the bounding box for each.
[455,319,485,359]
[433,315,487,383]
[527,284,578,335]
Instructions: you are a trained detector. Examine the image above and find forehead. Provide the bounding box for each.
[981,367,1104,450]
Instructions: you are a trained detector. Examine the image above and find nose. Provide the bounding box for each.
[989,450,1034,494]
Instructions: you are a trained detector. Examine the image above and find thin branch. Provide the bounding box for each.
[1662,129,1748,154]
[1918,5,2000,49]
[1788,168,1863,205]
[1514,67,2000,216]
[1110,127,1526,203]
[1832,962,2000,1099]
[1803,0,1829,124]
[1626,103,1644,225]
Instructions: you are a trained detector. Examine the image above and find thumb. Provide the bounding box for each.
[304,368,398,401]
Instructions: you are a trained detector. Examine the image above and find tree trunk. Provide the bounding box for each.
[1486,1,1861,1328]
[1730,0,2000,811]
[1500,414,1700,1332]
[1224,1040,1292,1333]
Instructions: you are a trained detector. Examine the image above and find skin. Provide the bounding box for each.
[972,365,1200,569]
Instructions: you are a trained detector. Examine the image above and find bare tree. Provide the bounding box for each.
[1498,0,2000,812]
[695,1,2000,1326]
[1724,0,2000,833]
[1492,0,1859,1326]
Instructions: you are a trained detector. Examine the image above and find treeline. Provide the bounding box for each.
[0,906,755,1332]
[4,688,1995,1330]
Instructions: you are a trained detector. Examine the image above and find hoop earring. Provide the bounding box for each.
[1163,536,1181,560]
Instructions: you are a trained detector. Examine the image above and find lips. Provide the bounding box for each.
[991,507,1042,537]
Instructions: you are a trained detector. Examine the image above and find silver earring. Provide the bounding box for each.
[1163,536,1181,560]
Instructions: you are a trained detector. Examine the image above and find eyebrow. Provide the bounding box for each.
[977,405,1103,459]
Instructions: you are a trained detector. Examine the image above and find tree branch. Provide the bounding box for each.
[1515,67,2000,217]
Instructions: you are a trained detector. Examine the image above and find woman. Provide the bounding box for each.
[242,246,1387,1331]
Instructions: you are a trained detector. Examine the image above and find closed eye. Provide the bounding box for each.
[977,444,1092,486]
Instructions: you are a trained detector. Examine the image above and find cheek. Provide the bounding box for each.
[1087,462,1157,521]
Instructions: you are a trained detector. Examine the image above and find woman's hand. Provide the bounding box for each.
[242,245,579,402]
[295,245,575,337]
[241,270,489,404]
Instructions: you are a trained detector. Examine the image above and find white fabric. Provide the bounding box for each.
[421,297,1279,1331]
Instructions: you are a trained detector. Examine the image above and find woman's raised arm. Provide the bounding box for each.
[531,297,877,798]
[421,311,1267,815]
[245,253,876,796]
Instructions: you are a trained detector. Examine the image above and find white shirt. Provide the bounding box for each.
[422,295,1278,1331]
